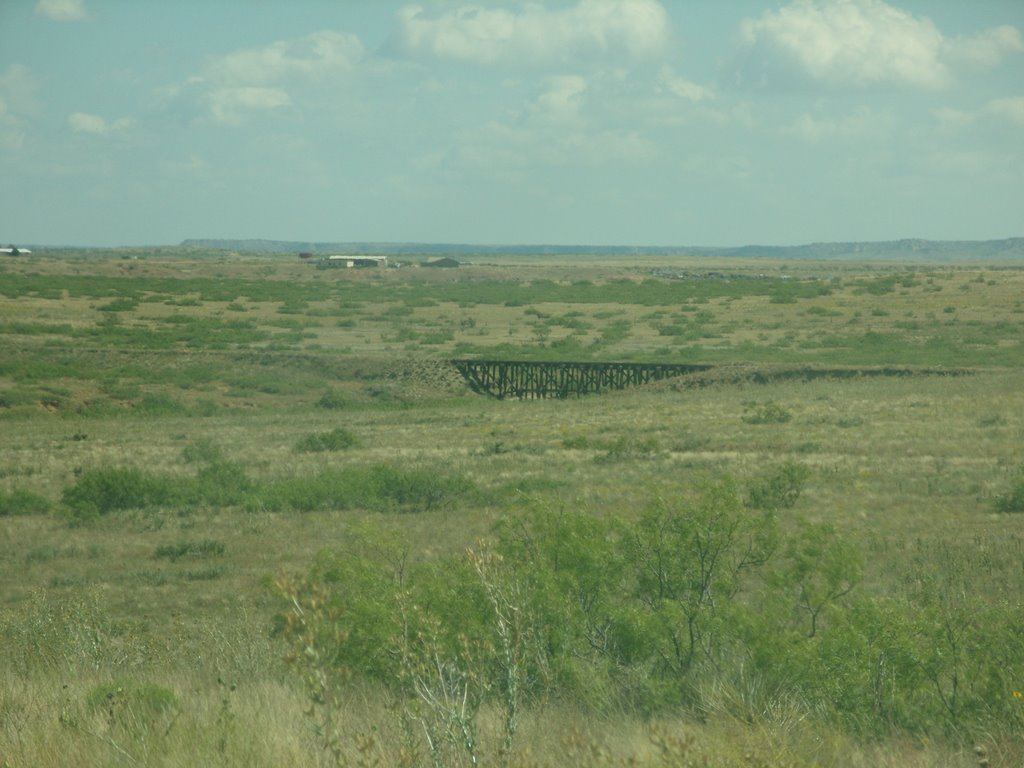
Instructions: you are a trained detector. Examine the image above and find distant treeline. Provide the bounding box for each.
[179,237,1024,261]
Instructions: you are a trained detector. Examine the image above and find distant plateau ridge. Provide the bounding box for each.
[179,238,1024,262]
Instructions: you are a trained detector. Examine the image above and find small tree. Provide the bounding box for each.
[628,480,778,677]
[275,573,351,767]
[747,461,810,511]
[780,520,861,637]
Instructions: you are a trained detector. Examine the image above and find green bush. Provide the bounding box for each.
[61,458,252,517]
[316,390,348,410]
[136,392,187,415]
[628,481,778,681]
[561,435,592,450]
[294,427,359,453]
[278,479,1024,742]
[994,467,1024,513]
[561,434,660,459]
[62,459,471,518]
[778,520,861,638]
[154,539,226,561]
[97,298,139,312]
[741,401,793,424]
[599,435,660,461]
[62,467,177,518]
[362,464,468,510]
[747,461,811,510]
[251,464,474,514]
[192,460,253,506]
[181,438,224,465]
[0,488,51,516]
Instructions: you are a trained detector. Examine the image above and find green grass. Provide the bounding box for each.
[1,250,1023,766]
[293,427,359,453]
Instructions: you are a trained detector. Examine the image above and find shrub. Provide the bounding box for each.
[603,435,660,460]
[365,464,473,511]
[278,481,1024,741]
[779,520,862,638]
[181,438,224,465]
[561,435,592,450]
[86,678,179,728]
[136,392,187,415]
[97,298,139,312]
[562,434,660,459]
[747,461,811,510]
[628,481,778,678]
[154,539,226,561]
[192,460,252,506]
[294,427,359,453]
[252,464,474,513]
[317,390,348,410]
[62,467,176,518]
[994,467,1024,513]
[0,488,51,516]
[742,401,793,424]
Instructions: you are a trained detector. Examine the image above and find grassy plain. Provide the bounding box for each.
[1,249,1023,767]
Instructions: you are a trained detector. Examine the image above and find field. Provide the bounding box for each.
[1,249,1023,767]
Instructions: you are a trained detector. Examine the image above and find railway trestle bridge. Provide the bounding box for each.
[450,359,713,399]
[449,360,974,400]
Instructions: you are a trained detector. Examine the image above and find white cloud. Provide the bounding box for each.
[68,112,107,134]
[460,118,654,176]
[740,0,949,89]
[163,154,207,176]
[531,75,588,122]
[166,30,364,124]
[391,0,670,65]
[68,111,133,135]
[944,25,1023,69]
[563,128,656,165]
[453,72,659,182]
[648,66,736,130]
[207,87,291,124]
[0,64,37,111]
[0,97,25,151]
[35,0,86,22]
[930,149,995,176]
[658,66,712,103]
[739,0,1022,91]
[986,97,1024,126]
[789,107,878,141]
[933,107,975,131]
[207,30,364,85]
[0,65,36,151]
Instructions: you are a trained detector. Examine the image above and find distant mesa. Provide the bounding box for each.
[180,238,1024,262]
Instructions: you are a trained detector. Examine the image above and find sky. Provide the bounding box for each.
[1,0,1022,248]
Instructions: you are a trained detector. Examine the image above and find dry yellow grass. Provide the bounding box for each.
[2,251,1023,765]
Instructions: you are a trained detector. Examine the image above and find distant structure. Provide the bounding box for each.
[317,255,388,269]
[1,245,31,255]
[423,257,461,268]
[452,359,713,399]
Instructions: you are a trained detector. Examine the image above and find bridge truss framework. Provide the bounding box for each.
[450,359,713,399]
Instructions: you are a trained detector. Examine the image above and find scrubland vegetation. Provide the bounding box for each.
[1,248,1023,766]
